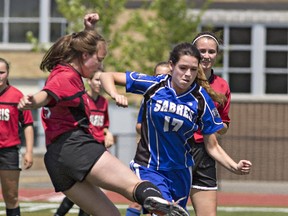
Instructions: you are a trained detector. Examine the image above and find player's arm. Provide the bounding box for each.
[100,72,128,107]
[23,124,34,169]
[18,91,52,110]
[217,122,229,135]
[203,133,252,175]
[217,88,231,135]
[136,123,141,135]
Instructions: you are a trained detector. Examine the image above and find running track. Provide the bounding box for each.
[2,188,287,207]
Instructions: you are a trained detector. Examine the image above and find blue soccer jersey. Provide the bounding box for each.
[126,71,223,171]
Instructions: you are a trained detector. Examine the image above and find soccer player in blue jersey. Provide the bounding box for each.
[100,42,252,214]
[126,62,171,216]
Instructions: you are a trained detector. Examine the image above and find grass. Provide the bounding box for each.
[1,202,287,216]
[18,209,288,216]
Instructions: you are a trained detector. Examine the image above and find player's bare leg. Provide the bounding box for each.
[0,170,20,209]
[190,189,217,216]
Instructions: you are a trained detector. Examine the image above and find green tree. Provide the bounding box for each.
[56,0,126,38]
[30,0,209,73]
[26,0,126,52]
[106,0,210,73]
[55,0,209,73]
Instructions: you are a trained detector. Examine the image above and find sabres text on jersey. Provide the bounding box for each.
[154,100,194,122]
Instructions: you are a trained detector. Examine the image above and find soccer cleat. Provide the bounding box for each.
[143,196,189,216]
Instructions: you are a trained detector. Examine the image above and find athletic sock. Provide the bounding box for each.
[125,207,141,216]
[55,197,74,215]
[78,208,90,216]
[6,206,20,216]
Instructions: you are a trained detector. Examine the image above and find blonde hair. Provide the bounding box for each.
[196,65,226,105]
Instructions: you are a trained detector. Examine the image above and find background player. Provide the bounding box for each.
[189,31,231,216]
[0,57,34,216]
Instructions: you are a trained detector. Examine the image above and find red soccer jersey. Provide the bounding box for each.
[87,94,110,144]
[41,64,96,145]
[0,85,33,148]
[194,70,231,143]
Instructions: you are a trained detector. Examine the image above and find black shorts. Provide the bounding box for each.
[190,142,217,190]
[0,145,21,170]
[44,129,106,192]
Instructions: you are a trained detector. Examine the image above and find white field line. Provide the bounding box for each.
[0,202,288,214]
[19,192,64,202]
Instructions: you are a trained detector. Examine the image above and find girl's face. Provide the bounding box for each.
[0,61,8,90]
[88,71,101,94]
[195,37,218,71]
[82,42,107,78]
[155,65,171,76]
[170,55,199,95]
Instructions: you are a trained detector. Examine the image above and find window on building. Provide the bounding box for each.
[9,23,39,43]
[266,51,287,68]
[229,73,251,93]
[229,51,251,68]
[0,0,67,44]
[50,23,67,42]
[265,27,288,94]
[230,27,251,45]
[201,26,252,93]
[51,0,63,17]
[10,0,39,17]
[266,28,288,45]
[266,74,288,94]
[0,1,4,17]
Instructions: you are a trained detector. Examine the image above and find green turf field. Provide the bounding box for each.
[1,202,287,216]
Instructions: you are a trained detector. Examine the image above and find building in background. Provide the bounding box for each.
[1,1,288,183]
[1,0,287,95]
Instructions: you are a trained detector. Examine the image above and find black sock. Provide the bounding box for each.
[78,208,90,216]
[55,197,74,215]
[6,206,20,216]
[133,181,163,205]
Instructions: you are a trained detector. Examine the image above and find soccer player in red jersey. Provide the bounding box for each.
[87,69,114,148]
[189,32,231,216]
[55,68,114,216]
[0,58,34,216]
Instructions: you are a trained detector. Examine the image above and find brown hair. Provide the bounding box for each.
[169,42,225,105]
[153,61,170,74]
[40,30,106,72]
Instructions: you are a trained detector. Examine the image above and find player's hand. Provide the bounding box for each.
[84,13,99,30]
[104,131,115,148]
[112,93,128,108]
[237,160,252,175]
[18,94,34,110]
[23,152,33,169]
